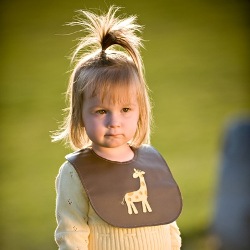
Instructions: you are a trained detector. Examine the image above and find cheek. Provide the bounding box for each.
[84,122,98,141]
[84,117,103,135]
[128,113,139,131]
[84,118,96,131]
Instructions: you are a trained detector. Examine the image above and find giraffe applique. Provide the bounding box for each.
[122,169,152,215]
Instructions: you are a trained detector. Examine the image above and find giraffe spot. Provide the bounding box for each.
[139,191,143,195]
[128,192,133,196]
[128,198,131,201]
[135,196,139,199]
[141,182,145,186]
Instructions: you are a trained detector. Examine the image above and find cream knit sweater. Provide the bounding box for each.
[55,161,182,250]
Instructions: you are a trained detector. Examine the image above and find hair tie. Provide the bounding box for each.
[100,49,107,60]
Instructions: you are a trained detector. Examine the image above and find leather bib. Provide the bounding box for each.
[66,145,182,228]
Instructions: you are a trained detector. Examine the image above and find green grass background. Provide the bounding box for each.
[1,0,249,249]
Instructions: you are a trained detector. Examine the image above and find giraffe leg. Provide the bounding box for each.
[144,200,152,212]
[131,202,138,214]
[126,201,133,215]
[142,201,147,213]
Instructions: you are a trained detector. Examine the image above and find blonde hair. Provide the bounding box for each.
[52,6,152,150]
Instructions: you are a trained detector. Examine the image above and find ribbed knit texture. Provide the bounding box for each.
[55,161,181,250]
[89,224,171,250]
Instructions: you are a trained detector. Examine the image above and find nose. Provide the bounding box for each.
[107,113,121,128]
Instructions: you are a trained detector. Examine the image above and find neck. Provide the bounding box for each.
[92,144,134,162]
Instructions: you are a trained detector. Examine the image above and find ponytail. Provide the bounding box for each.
[70,6,144,74]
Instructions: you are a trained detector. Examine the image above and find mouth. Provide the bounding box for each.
[105,134,122,137]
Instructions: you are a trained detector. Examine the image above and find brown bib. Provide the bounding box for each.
[66,145,182,228]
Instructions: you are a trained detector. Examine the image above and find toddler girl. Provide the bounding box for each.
[53,6,182,250]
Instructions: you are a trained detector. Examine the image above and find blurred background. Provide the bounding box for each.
[0,0,249,249]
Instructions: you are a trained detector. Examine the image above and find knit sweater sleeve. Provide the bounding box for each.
[170,221,182,249]
[55,161,90,250]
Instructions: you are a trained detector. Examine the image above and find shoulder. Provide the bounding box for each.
[58,161,76,177]
[65,148,91,162]
[56,161,82,189]
[139,144,158,151]
[138,144,163,156]
[136,144,167,166]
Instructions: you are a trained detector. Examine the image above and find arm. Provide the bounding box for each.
[55,161,90,250]
[170,221,182,249]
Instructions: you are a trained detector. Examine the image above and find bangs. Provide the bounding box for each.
[83,65,141,104]
[95,82,136,105]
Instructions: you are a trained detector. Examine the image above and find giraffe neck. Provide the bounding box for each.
[138,176,147,191]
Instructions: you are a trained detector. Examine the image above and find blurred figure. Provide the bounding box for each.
[211,117,250,250]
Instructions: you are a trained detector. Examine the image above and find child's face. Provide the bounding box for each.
[82,87,139,152]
